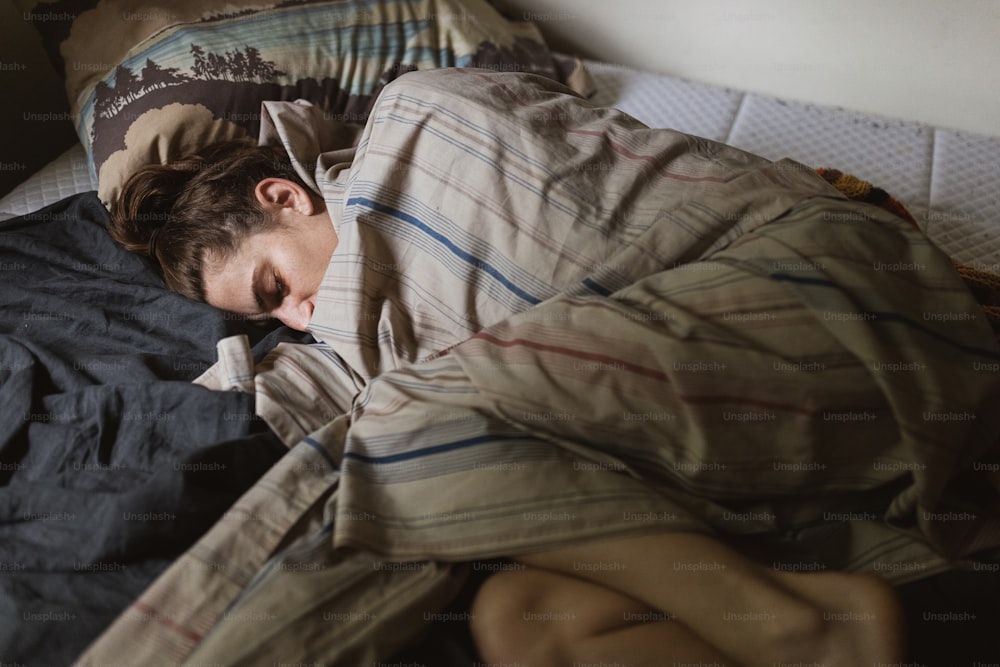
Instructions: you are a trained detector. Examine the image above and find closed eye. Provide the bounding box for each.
[273,273,286,304]
[249,266,284,316]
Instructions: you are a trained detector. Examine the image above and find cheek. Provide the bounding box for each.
[307,231,336,279]
[284,242,329,295]
[307,249,331,291]
[282,222,335,294]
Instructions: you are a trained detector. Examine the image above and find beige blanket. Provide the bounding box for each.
[78,69,1000,667]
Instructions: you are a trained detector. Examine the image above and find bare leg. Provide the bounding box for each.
[471,567,736,666]
[494,531,905,667]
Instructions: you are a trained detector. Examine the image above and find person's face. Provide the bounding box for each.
[201,178,338,332]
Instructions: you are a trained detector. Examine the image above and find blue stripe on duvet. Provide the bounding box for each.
[582,277,612,296]
[346,196,543,305]
[343,433,526,465]
[303,436,340,470]
[769,272,1000,359]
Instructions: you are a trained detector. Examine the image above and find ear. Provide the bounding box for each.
[254,178,316,217]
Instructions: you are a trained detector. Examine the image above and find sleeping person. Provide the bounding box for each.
[110,139,337,334]
[106,68,1000,666]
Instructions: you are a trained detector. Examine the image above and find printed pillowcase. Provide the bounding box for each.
[17,0,587,205]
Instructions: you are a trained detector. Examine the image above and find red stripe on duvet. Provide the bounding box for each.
[471,332,850,418]
[565,129,728,183]
[472,331,668,381]
[131,600,204,643]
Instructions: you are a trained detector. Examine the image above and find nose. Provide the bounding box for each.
[274,295,315,332]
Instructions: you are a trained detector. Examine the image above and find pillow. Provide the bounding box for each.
[17,0,588,205]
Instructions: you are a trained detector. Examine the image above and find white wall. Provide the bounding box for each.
[494,0,1000,137]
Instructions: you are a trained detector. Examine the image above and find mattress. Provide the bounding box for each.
[3,57,999,269]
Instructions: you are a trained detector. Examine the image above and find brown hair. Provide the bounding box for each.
[108,139,312,301]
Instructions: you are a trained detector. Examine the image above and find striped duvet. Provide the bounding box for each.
[77,69,1000,666]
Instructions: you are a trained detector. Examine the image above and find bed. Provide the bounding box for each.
[2,2,999,666]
